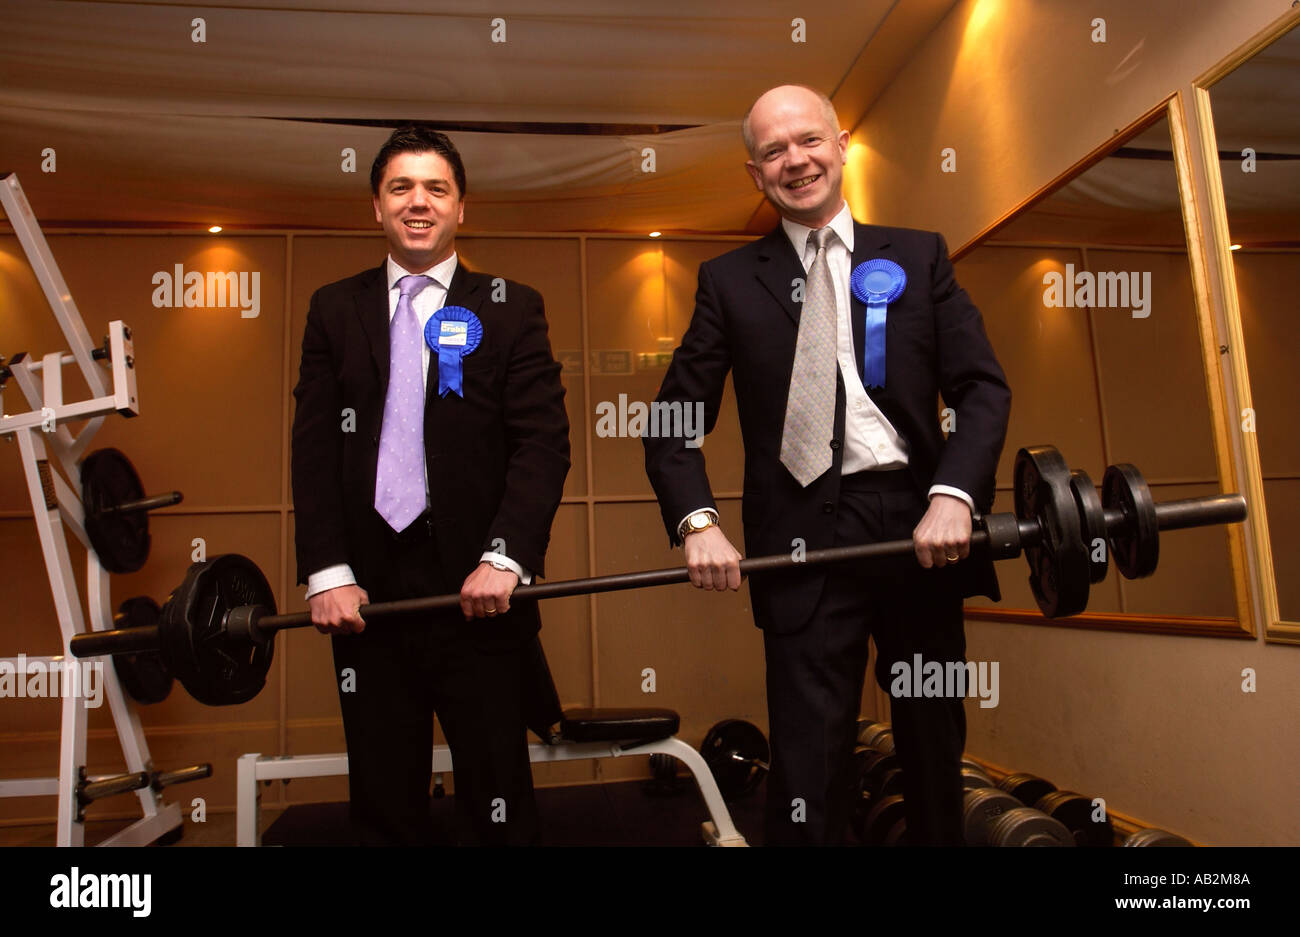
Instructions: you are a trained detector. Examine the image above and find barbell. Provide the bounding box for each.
[69,445,1247,706]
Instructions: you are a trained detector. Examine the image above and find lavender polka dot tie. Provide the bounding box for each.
[375,274,434,532]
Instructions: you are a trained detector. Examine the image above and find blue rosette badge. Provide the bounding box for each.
[850,258,906,389]
[424,305,484,398]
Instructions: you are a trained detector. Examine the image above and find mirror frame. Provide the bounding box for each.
[1191,6,1300,645]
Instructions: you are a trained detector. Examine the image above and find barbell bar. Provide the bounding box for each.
[68,446,1248,706]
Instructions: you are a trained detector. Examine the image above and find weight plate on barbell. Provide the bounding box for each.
[1103,463,1159,579]
[111,596,174,705]
[159,554,276,706]
[1035,790,1113,847]
[81,449,150,574]
[700,719,769,799]
[987,807,1076,846]
[1070,469,1109,584]
[1014,446,1090,618]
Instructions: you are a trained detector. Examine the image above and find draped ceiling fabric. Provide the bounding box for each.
[0,0,955,234]
[0,1,1293,241]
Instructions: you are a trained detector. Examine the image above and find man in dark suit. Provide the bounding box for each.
[644,86,1010,845]
[292,126,570,845]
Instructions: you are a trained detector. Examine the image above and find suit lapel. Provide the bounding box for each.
[357,262,390,394]
[754,227,806,326]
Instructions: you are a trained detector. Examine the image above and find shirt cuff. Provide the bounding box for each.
[306,564,357,600]
[675,506,719,541]
[481,552,532,585]
[928,485,975,514]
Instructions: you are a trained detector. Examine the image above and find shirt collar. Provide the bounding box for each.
[385,252,458,292]
[781,201,855,261]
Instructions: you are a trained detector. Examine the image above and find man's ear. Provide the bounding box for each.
[373,195,383,225]
[837,129,850,164]
[457,199,465,224]
[744,160,763,191]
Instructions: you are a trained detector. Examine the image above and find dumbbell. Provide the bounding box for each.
[1035,790,1114,846]
[1124,828,1193,846]
[963,787,1074,846]
[998,771,1057,806]
[961,759,994,791]
[700,719,770,799]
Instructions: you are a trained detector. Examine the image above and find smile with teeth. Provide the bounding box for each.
[787,175,819,189]
[405,220,433,229]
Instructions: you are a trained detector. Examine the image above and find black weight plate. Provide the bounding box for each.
[111,596,173,704]
[997,772,1057,807]
[1014,446,1089,618]
[988,807,1075,846]
[1035,790,1113,847]
[1070,469,1109,583]
[700,719,769,799]
[962,787,1022,845]
[862,793,906,846]
[81,449,150,574]
[1103,463,1159,579]
[160,554,275,706]
[1124,828,1192,847]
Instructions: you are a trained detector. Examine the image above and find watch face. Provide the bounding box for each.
[691,513,710,530]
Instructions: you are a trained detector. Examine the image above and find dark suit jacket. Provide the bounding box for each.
[291,260,571,638]
[644,221,1011,633]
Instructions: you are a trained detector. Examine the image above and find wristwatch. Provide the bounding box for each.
[487,560,511,572]
[678,509,719,541]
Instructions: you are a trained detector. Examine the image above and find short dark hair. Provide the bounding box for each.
[369,125,467,198]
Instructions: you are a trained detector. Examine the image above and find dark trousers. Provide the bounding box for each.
[330,514,538,845]
[763,470,967,846]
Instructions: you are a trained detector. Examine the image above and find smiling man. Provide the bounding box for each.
[292,126,570,845]
[644,85,1011,845]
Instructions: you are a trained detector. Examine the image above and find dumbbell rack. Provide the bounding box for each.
[0,172,182,845]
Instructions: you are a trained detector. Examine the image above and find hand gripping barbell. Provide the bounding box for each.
[69,446,1247,706]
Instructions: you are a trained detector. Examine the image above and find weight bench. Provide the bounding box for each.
[236,639,749,846]
[236,708,747,846]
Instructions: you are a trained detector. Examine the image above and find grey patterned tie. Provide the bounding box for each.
[780,226,837,487]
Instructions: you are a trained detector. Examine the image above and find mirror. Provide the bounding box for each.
[952,106,1241,632]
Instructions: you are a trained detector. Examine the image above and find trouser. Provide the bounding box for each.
[763,470,967,845]
[331,513,538,845]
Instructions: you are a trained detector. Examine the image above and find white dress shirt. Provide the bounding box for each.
[305,253,530,601]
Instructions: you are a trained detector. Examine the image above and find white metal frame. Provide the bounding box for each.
[0,172,180,846]
[237,736,749,847]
